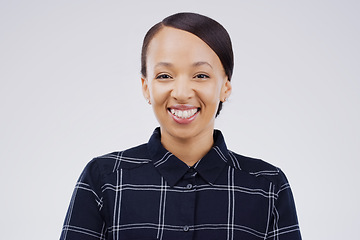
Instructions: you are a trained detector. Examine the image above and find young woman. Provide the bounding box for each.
[60,12,301,240]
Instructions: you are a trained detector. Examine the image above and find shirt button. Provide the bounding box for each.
[186,184,193,189]
[183,225,189,232]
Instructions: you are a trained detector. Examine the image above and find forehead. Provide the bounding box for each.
[146,27,221,66]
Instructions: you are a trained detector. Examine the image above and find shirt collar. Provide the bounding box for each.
[147,127,230,187]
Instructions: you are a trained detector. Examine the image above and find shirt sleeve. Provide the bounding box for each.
[60,160,107,240]
[265,170,302,240]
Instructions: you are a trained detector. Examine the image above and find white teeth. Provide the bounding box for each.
[170,108,198,119]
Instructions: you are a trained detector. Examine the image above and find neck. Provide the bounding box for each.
[160,129,214,166]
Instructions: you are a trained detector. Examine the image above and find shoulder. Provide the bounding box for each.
[85,143,153,176]
[228,150,289,188]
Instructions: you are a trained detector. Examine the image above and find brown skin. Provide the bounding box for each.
[142,27,232,166]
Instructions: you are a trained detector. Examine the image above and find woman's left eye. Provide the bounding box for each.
[194,74,209,79]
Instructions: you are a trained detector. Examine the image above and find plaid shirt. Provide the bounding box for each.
[60,128,301,240]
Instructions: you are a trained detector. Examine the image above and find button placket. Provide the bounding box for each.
[184,167,196,190]
[178,167,197,238]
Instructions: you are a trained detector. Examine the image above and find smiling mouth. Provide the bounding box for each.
[168,108,200,119]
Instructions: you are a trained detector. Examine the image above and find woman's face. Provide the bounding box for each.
[142,27,231,141]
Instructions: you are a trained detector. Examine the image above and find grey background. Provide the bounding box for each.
[1,0,359,239]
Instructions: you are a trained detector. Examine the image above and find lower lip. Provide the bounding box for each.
[168,110,199,124]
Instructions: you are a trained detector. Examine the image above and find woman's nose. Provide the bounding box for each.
[170,78,194,102]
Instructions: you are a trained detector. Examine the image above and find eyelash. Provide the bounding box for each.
[194,73,210,79]
[156,74,172,79]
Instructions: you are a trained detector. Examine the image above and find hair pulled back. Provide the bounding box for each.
[141,12,234,117]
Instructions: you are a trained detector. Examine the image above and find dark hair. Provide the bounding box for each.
[141,12,234,117]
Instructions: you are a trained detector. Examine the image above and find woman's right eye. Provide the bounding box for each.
[156,74,172,79]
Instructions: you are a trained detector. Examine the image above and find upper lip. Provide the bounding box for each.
[168,104,199,110]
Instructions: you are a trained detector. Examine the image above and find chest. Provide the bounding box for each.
[100,167,274,240]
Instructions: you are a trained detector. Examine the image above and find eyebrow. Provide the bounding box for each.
[154,62,173,68]
[192,61,213,69]
[154,61,213,69]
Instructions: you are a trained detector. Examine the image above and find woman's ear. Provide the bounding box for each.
[220,79,232,102]
[141,77,151,104]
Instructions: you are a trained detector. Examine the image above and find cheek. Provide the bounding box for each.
[197,83,222,104]
[149,83,169,104]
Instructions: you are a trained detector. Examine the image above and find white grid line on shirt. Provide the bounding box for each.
[154,151,173,167]
[75,182,101,202]
[277,183,290,194]
[104,153,151,165]
[112,169,123,240]
[228,150,241,170]
[227,166,235,240]
[157,177,167,240]
[231,166,236,240]
[100,222,106,240]
[267,224,300,238]
[112,151,123,172]
[62,172,83,240]
[264,182,274,239]
[214,146,228,163]
[249,169,280,177]
[273,202,280,240]
[107,222,267,238]
[62,225,104,238]
[100,182,277,199]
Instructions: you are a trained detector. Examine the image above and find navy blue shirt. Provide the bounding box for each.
[60,128,301,240]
